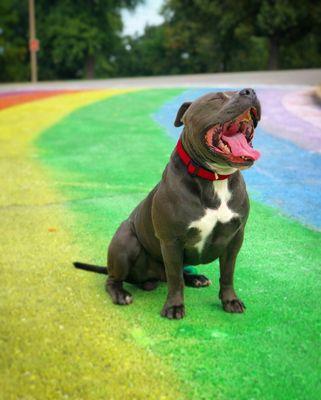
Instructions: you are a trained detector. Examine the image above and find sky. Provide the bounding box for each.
[121,0,164,37]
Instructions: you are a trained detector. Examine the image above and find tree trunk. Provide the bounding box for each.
[268,37,279,70]
[85,55,95,79]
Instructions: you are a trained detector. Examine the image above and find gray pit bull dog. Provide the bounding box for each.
[74,88,261,319]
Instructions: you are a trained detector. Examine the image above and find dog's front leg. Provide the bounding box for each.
[219,228,246,313]
[160,240,185,320]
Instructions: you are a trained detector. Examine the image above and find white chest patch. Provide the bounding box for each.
[188,180,238,254]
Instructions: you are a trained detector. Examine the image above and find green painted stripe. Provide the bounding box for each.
[0,89,185,400]
[37,89,321,400]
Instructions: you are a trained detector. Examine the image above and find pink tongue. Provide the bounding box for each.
[222,133,260,160]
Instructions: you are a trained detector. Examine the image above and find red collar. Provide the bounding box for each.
[176,139,231,181]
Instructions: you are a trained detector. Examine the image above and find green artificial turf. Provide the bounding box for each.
[37,89,321,400]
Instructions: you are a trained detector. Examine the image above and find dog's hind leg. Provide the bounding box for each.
[137,257,165,291]
[106,220,142,305]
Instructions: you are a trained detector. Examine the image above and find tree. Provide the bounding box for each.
[256,0,320,69]
[0,0,29,82]
[0,0,142,82]
[1,0,320,82]
[161,0,268,73]
[161,0,321,72]
[36,0,142,80]
[114,24,193,77]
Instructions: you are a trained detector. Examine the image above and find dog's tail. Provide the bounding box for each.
[73,261,108,275]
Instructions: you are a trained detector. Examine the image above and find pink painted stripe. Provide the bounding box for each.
[257,88,321,153]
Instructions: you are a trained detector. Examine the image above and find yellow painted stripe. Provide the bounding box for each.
[0,89,135,208]
[0,89,135,156]
[0,91,184,399]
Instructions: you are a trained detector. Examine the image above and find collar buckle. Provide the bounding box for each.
[187,160,200,177]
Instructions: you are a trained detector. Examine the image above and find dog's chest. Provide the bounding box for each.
[188,180,238,254]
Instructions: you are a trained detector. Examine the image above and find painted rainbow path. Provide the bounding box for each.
[1,87,321,400]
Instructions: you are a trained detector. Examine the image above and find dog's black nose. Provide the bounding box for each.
[239,88,256,98]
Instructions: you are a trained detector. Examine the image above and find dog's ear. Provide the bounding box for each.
[174,102,192,127]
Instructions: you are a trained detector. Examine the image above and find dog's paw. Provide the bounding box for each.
[184,273,211,288]
[115,290,133,305]
[161,304,185,320]
[222,298,246,313]
[107,286,133,305]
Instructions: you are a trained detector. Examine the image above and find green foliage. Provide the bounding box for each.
[0,0,320,82]
[115,25,189,76]
[0,0,29,82]
[156,0,321,73]
[36,0,142,80]
[257,0,309,37]
[0,0,141,82]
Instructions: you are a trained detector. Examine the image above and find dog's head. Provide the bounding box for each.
[175,89,261,170]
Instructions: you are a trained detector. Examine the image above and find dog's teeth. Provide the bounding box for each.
[217,139,231,154]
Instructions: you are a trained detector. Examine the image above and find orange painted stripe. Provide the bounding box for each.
[0,90,79,110]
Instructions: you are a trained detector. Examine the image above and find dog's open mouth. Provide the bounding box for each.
[205,108,260,164]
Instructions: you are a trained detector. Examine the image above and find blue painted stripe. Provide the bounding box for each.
[154,88,321,230]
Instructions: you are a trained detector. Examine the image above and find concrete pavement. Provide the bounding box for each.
[0,69,320,92]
